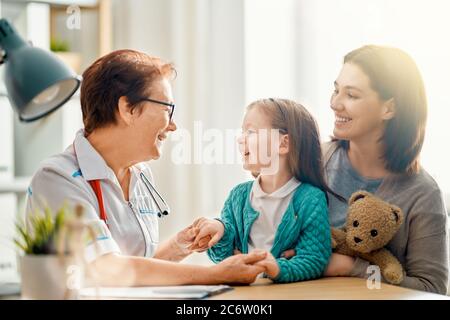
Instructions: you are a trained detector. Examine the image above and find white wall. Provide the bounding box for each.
[244,0,297,102]
[0,97,14,180]
[0,98,18,282]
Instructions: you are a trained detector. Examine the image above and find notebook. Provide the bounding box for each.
[80,285,232,299]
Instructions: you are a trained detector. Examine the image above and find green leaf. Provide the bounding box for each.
[15,223,32,253]
[14,204,71,255]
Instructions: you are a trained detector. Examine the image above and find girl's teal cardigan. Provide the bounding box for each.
[207,181,332,283]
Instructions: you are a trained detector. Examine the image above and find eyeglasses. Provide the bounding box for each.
[140,98,175,121]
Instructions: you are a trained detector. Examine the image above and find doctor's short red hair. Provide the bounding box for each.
[80,49,176,135]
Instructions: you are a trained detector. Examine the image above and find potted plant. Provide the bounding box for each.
[15,205,84,300]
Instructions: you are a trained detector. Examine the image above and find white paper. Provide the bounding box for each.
[80,285,232,299]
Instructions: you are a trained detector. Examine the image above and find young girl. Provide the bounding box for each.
[190,98,341,283]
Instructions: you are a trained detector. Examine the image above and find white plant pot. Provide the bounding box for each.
[20,255,83,300]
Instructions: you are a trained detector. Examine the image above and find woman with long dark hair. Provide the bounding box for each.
[323,45,448,294]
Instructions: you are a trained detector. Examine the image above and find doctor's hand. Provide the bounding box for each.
[213,250,267,284]
[188,217,225,252]
[174,225,204,251]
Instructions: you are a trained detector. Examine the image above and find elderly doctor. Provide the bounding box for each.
[26,49,266,286]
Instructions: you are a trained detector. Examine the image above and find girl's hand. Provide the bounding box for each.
[324,253,356,276]
[254,251,280,279]
[189,217,225,252]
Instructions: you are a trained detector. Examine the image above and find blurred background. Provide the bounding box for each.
[0,0,449,278]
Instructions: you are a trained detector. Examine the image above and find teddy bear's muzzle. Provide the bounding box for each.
[354,237,363,243]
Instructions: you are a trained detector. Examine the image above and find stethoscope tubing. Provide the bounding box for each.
[139,172,170,218]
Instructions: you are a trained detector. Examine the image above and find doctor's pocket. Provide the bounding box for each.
[134,195,160,245]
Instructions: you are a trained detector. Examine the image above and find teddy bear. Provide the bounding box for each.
[331,190,404,284]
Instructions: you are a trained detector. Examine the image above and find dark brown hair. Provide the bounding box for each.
[80,49,175,135]
[341,45,427,174]
[248,98,344,202]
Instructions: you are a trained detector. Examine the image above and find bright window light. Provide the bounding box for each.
[245,0,450,194]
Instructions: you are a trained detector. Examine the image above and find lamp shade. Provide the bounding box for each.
[0,19,81,122]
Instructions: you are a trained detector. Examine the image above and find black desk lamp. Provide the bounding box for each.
[0,18,81,122]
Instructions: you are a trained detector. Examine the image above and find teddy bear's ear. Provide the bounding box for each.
[349,190,372,205]
[390,205,404,226]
